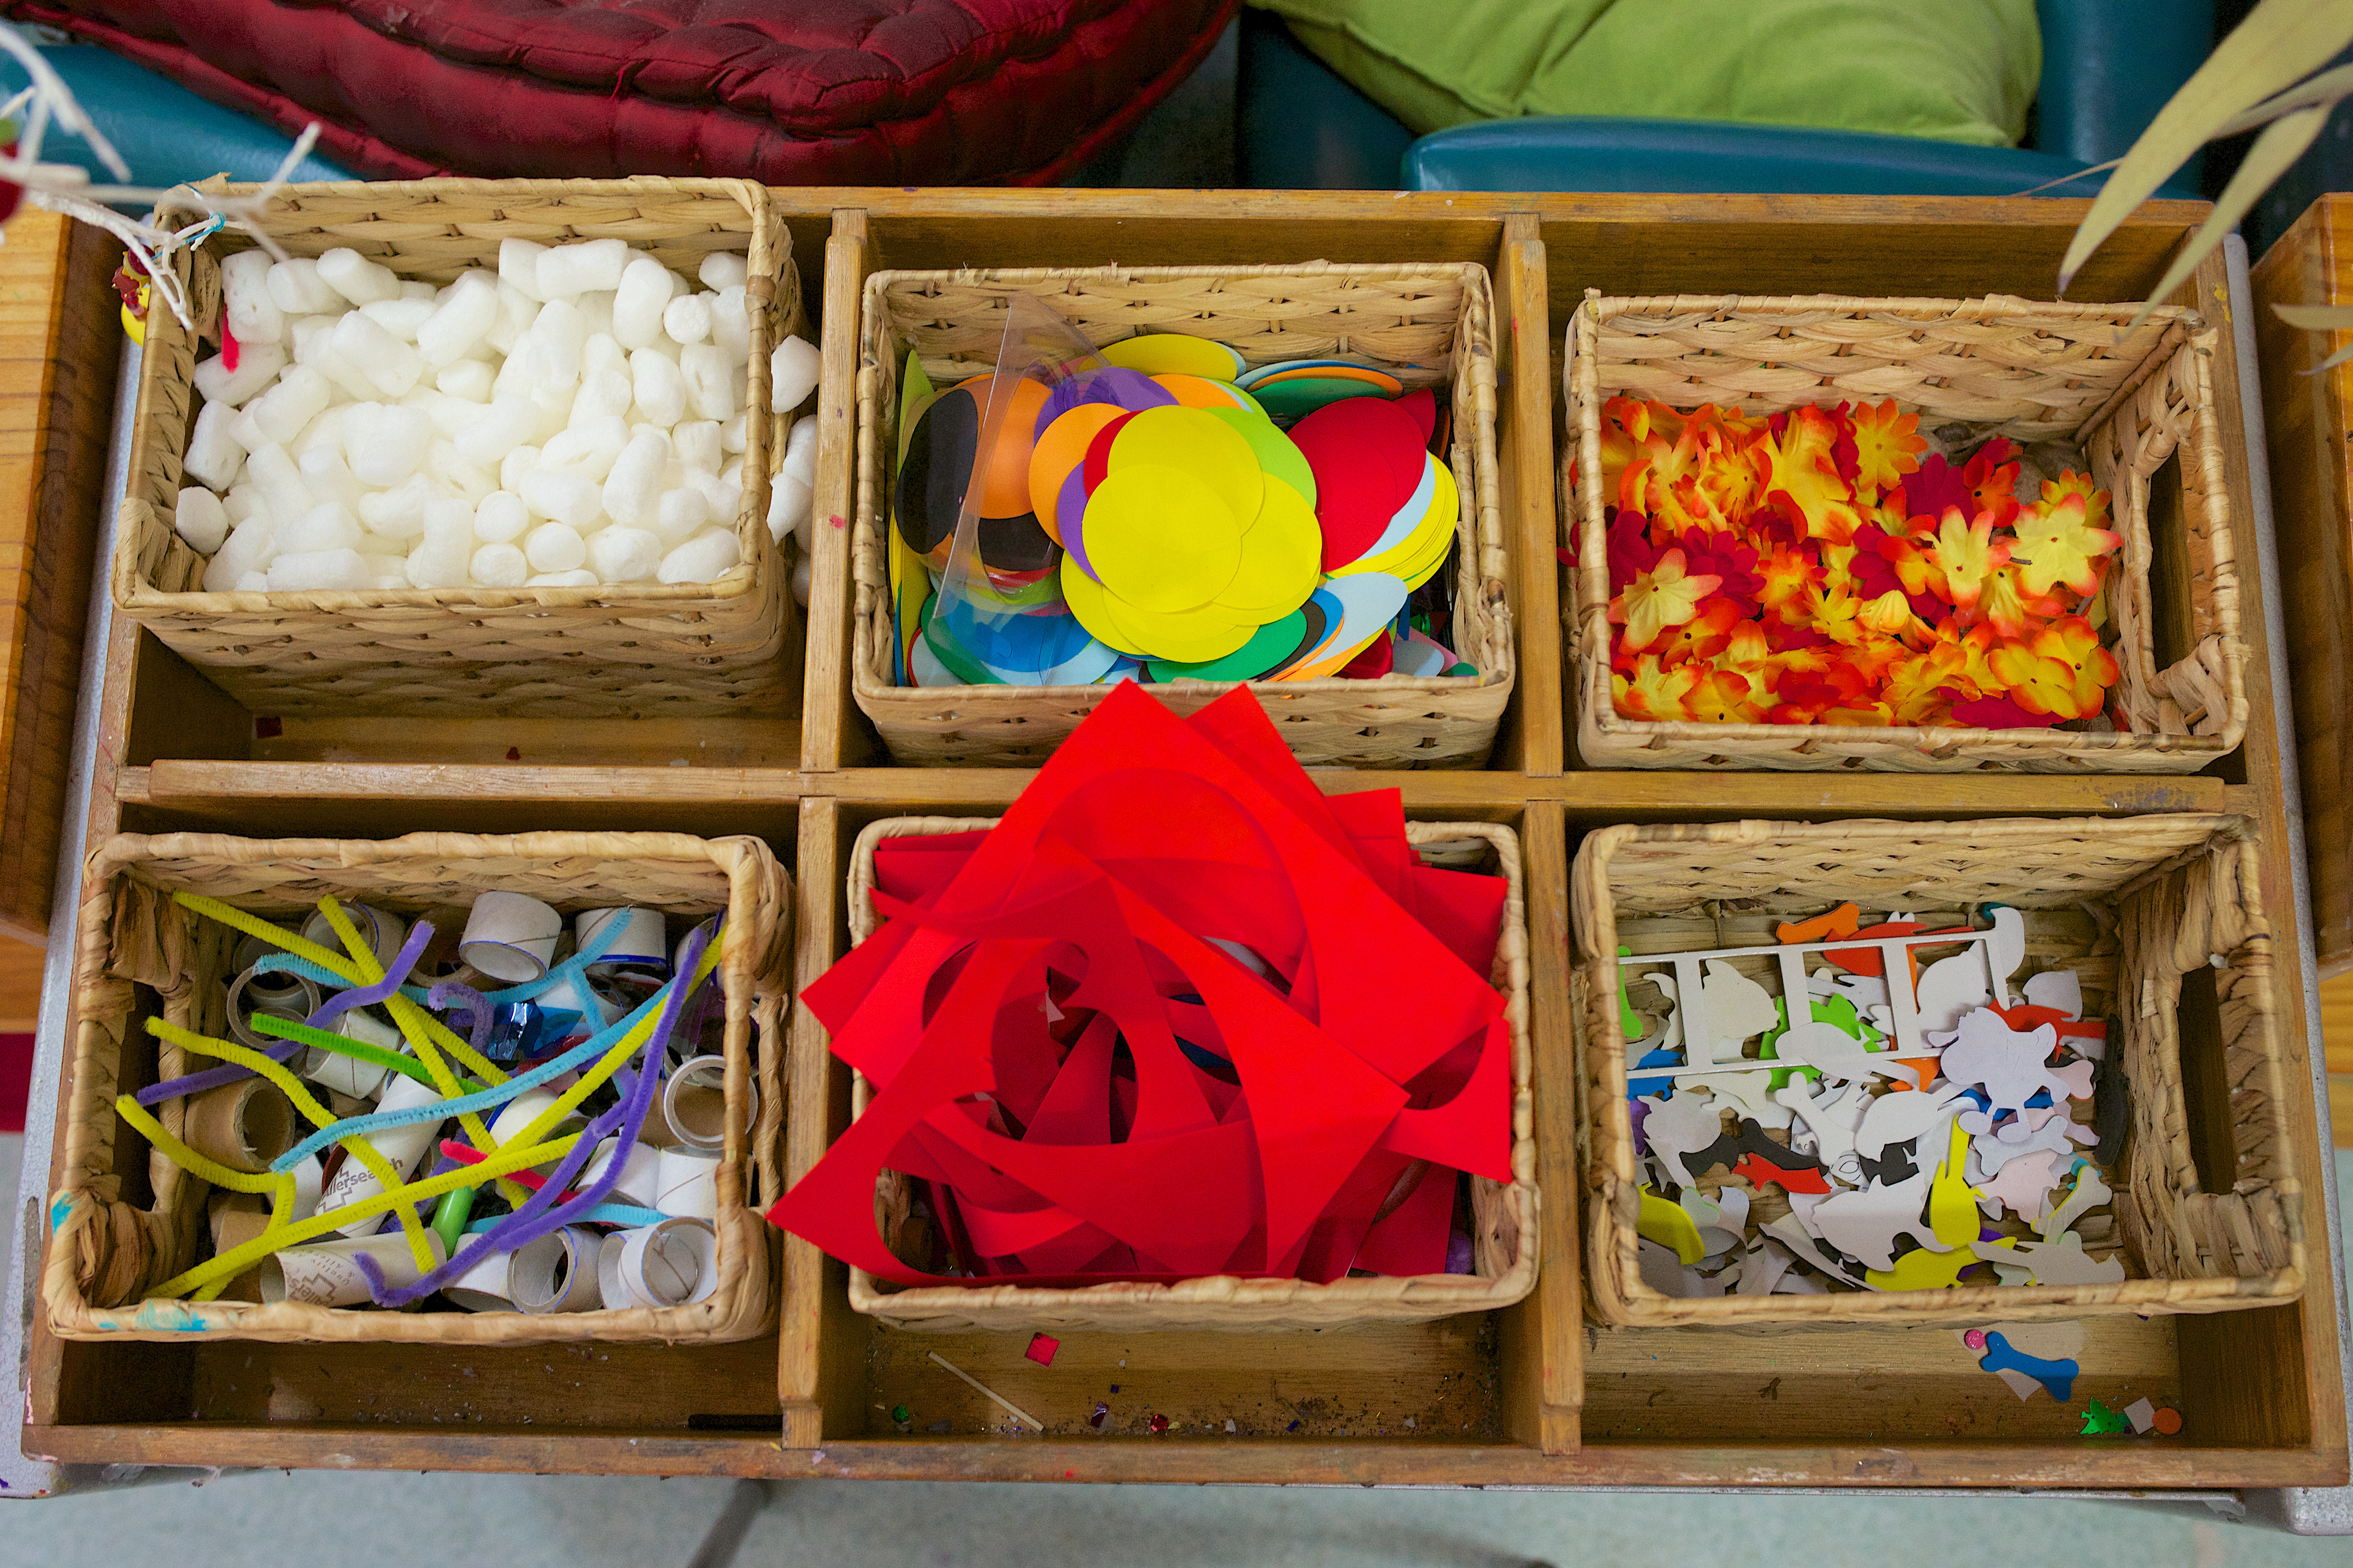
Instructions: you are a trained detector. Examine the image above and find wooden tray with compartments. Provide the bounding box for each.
[17,188,2343,1495]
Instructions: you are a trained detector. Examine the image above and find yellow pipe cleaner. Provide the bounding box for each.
[147,1018,439,1274]
[111,1096,297,1303]
[147,1129,580,1301]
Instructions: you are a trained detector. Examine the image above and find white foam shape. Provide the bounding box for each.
[632,348,688,427]
[2034,1162,2114,1241]
[535,238,629,300]
[2023,968,2084,1020]
[1972,1233,2124,1286]
[613,257,677,350]
[1807,1168,1941,1272]
[1767,1020,1918,1088]
[658,525,741,585]
[1851,1081,1966,1163]
[1692,959,1780,1065]
[1939,1007,2068,1118]
[329,310,425,398]
[586,526,664,583]
[173,488,230,553]
[193,339,286,407]
[419,271,500,367]
[267,547,369,591]
[267,257,339,316]
[185,402,245,491]
[769,334,820,411]
[316,247,400,306]
[681,342,739,421]
[698,253,748,291]
[220,249,285,348]
[359,297,436,342]
[663,292,713,346]
[1638,1088,1725,1190]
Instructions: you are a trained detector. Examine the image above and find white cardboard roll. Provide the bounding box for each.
[460,890,562,982]
[312,1074,446,1234]
[671,914,721,976]
[444,1247,516,1312]
[654,1146,721,1220]
[260,1228,448,1306]
[661,1054,746,1151]
[578,906,668,979]
[488,1087,583,1176]
[300,902,409,972]
[582,1134,662,1208]
[509,1226,605,1314]
[302,1007,407,1101]
[600,1217,715,1308]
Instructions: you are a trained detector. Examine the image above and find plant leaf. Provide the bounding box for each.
[2219,62,2353,138]
[2272,303,2353,330]
[2059,0,2353,293]
[2128,104,2332,328]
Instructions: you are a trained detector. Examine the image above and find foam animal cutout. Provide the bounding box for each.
[1852,1080,1968,1163]
[1867,1235,2015,1291]
[1734,1149,1832,1194]
[1691,959,1781,1065]
[1642,1088,1729,1188]
[1736,1238,1797,1296]
[1971,1232,2126,1285]
[1967,1109,2095,1181]
[1913,907,2025,1034]
[1979,1330,2077,1400]
[1686,1115,1827,1187]
[1808,1168,1943,1272]
[1761,1212,1867,1287]
[1638,1186,1706,1263]
[1938,1006,2072,1119]
[2022,968,2083,1019]
[1634,971,1683,1053]
[1975,1147,2063,1219]
[2034,1162,2113,1241]
[1699,1065,1796,1130]
[1766,1021,1921,1088]
[1774,1078,1871,1183]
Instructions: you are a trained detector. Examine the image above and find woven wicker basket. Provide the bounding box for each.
[832,815,1536,1332]
[114,178,803,717]
[850,263,1513,767]
[45,829,793,1344]
[1571,815,2303,1327]
[1564,292,2247,771]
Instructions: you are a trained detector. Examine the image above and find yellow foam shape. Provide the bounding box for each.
[1107,407,1263,531]
[1214,481,1323,618]
[1638,1186,1706,1266]
[1866,1235,2016,1291]
[1080,464,1242,613]
[1100,333,1244,380]
[1928,1118,1979,1247]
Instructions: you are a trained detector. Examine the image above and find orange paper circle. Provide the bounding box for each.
[1029,405,1126,544]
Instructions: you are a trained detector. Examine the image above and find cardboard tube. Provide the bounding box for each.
[182,1078,297,1174]
[460,891,562,983]
[443,1247,515,1313]
[661,1054,742,1150]
[599,1218,714,1308]
[209,1203,275,1303]
[578,906,668,982]
[654,1146,721,1220]
[312,1074,445,1234]
[224,963,321,1049]
[302,902,408,972]
[509,1226,604,1314]
[489,1088,584,1177]
[259,1229,448,1307]
[582,1135,662,1208]
[302,1008,406,1101]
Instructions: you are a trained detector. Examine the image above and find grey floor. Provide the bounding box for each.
[4,1128,2349,1564]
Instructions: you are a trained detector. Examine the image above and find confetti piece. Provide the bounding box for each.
[1025,1333,1060,1367]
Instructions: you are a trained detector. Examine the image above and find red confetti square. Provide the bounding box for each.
[1025,1333,1059,1367]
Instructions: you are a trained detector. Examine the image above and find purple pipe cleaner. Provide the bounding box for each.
[428,980,495,1054]
[306,922,434,1029]
[354,925,712,1307]
[135,1039,305,1106]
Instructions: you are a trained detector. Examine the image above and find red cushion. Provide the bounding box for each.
[9,0,1237,185]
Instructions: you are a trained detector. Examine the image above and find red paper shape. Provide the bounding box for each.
[1733,1151,1832,1195]
[765,685,1512,1289]
[1026,1333,1060,1366]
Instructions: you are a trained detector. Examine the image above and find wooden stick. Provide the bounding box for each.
[927,1351,1044,1432]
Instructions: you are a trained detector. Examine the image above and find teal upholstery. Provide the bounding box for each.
[1240,0,2214,196]
[2,44,355,196]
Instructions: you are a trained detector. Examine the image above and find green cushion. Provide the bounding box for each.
[1250,0,2040,147]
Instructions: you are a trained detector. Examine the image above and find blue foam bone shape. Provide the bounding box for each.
[1979,1331,2078,1402]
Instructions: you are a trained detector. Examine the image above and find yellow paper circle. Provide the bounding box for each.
[1080,464,1244,612]
[1106,406,1265,529]
[1100,334,1246,380]
[1202,407,1317,512]
[1214,481,1323,618]
[1028,404,1126,544]
[1059,555,1150,657]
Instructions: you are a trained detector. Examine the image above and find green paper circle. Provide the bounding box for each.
[1146,610,1309,684]
[1250,378,1391,420]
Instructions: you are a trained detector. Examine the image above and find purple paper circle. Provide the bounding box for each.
[1035,367,1177,434]
[1058,464,1099,582]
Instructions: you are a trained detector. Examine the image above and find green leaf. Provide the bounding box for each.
[2059,0,2353,293]
[2128,104,2333,328]
[2272,303,2353,330]
[2219,63,2353,139]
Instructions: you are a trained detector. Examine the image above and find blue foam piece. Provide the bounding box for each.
[1980,1330,2078,1402]
[1628,1046,1681,1100]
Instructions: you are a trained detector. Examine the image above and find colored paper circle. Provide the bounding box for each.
[1215,481,1323,618]
[892,385,979,556]
[1057,464,1099,583]
[975,377,1050,518]
[1096,592,1258,663]
[1251,365,1404,395]
[1058,556,1148,656]
[975,510,1056,573]
[1202,406,1317,513]
[1147,610,1307,684]
[1251,378,1392,420]
[1081,465,1242,612]
[1234,357,1362,389]
[1030,404,1126,543]
[1099,334,1247,380]
[1036,366,1176,429]
[1150,374,1262,414]
[1082,410,1139,493]
[1107,406,1264,528]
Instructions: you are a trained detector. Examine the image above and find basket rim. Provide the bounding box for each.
[848,259,1516,712]
[114,175,788,620]
[46,826,793,1344]
[1562,288,2245,763]
[1572,812,2304,1323]
[835,812,1539,1322]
